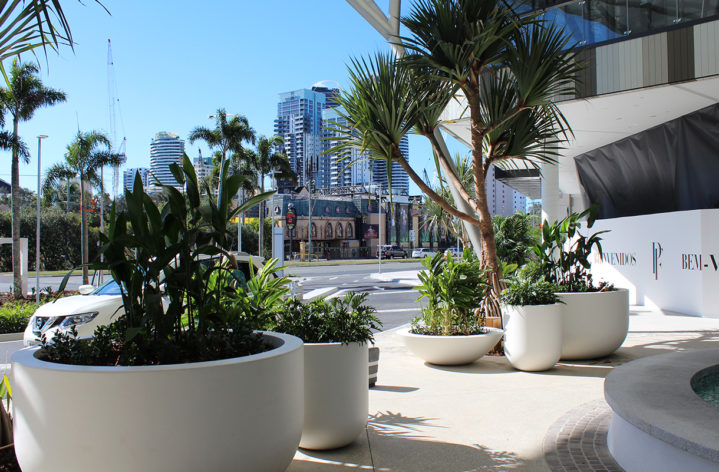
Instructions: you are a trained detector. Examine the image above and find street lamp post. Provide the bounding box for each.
[36,135,48,304]
[378,183,382,274]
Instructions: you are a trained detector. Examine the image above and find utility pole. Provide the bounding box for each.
[307,157,312,263]
[378,182,382,274]
[36,135,47,303]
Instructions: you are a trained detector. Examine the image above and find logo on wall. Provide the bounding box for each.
[652,242,663,280]
[681,253,719,271]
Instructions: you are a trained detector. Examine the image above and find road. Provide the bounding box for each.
[0,260,425,331]
[289,261,425,331]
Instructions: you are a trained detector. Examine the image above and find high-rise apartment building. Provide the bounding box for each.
[149,132,185,189]
[485,165,527,217]
[367,136,410,195]
[323,105,410,194]
[192,149,213,182]
[123,168,149,192]
[274,83,340,191]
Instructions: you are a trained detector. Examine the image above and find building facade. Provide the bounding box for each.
[323,105,411,195]
[122,168,149,192]
[485,165,527,217]
[274,85,339,191]
[192,150,213,182]
[149,132,185,189]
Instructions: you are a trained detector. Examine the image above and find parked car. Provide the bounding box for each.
[411,248,437,258]
[23,253,272,346]
[376,245,408,259]
[444,247,460,258]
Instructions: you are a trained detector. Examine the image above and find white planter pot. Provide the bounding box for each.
[556,289,629,360]
[399,327,504,365]
[502,304,562,371]
[12,332,304,472]
[301,342,368,450]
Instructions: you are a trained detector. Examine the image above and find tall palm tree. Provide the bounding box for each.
[239,135,293,257]
[0,60,65,297]
[43,130,125,284]
[331,0,579,301]
[189,108,255,195]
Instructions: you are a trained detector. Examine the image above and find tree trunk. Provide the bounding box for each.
[468,93,504,320]
[80,174,89,284]
[11,117,22,298]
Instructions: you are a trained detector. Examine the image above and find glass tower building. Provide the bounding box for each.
[323,105,411,194]
[149,132,185,189]
[274,84,340,191]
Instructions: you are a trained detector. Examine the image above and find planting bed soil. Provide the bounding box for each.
[0,445,20,472]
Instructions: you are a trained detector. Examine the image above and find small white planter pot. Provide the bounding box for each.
[399,327,504,365]
[12,332,304,472]
[556,289,629,360]
[502,304,563,371]
[301,342,368,450]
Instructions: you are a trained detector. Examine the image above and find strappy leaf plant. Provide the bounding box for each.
[531,205,612,292]
[41,158,277,366]
[413,250,491,335]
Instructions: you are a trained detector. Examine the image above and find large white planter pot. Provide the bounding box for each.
[502,304,562,371]
[556,289,629,360]
[12,332,304,472]
[399,327,504,365]
[301,342,368,450]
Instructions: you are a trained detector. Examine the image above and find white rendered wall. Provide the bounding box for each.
[590,209,719,317]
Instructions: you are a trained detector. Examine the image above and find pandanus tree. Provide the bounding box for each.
[239,135,294,257]
[0,60,65,297]
[44,131,125,284]
[330,0,579,308]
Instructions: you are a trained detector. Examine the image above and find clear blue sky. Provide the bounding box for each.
[6,0,466,195]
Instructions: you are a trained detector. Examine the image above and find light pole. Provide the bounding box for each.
[36,135,48,303]
[378,183,383,274]
[270,170,276,259]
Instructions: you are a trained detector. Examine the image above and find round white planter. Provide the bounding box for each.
[556,289,629,360]
[301,342,368,450]
[12,332,304,472]
[399,327,504,365]
[502,304,562,371]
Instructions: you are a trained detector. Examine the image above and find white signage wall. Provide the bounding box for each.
[589,209,719,318]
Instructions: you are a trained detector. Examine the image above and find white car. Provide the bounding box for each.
[24,279,124,346]
[23,253,274,346]
[411,248,437,258]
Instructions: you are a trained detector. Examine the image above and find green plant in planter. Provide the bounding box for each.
[41,158,276,366]
[532,205,613,292]
[501,278,559,306]
[413,250,490,336]
[272,292,381,344]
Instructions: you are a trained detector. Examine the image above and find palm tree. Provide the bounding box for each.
[43,130,125,284]
[0,60,65,297]
[331,0,579,301]
[239,135,293,257]
[189,109,255,195]
[0,1,108,80]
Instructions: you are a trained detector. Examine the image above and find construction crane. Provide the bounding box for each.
[107,39,126,198]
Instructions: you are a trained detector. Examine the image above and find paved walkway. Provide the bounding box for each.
[288,304,719,471]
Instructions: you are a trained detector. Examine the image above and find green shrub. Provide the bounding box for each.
[413,250,490,336]
[272,292,381,344]
[0,300,36,333]
[41,159,276,366]
[493,213,540,266]
[501,278,559,306]
[531,205,613,292]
